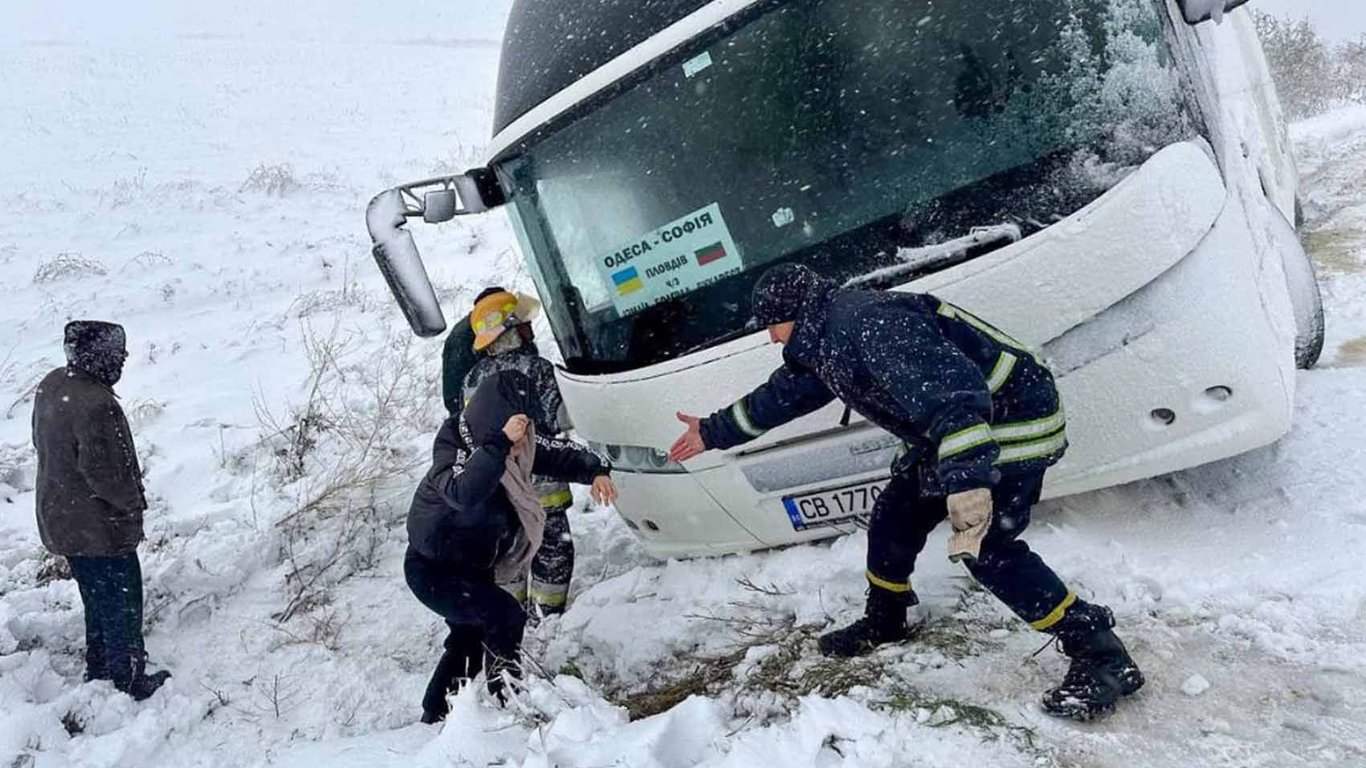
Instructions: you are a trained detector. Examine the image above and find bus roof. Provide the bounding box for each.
[493,0,714,135]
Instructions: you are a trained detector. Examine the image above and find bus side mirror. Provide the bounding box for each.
[1178,0,1252,25]
[364,169,508,337]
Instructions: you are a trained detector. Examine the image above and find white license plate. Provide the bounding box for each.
[782,479,887,531]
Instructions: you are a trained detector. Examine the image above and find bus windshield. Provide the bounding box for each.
[498,0,1199,373]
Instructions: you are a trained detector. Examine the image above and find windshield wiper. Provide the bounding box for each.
[843,224,1022,290]
[676,325,762,358]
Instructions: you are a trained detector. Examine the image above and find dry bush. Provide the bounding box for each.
[240,163,299,196]
[122,251,174,272]
[289,287,378,319]
[254,321,437,625]
[34,553,72,586]
[33,253,107,283]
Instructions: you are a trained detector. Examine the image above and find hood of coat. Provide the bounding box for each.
[782,273,840,370]
[459,369,537,448]
[63,320,128,387]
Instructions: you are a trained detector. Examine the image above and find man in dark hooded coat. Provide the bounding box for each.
[406,370,615,723]
[32,321,171,700]
[670,264,1143,720]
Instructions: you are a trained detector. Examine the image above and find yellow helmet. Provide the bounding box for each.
[470,290,542,351]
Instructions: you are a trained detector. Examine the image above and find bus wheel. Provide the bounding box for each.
[1279,212,1325,370]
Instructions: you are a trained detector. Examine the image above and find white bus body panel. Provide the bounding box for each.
[534,6,1302,559]
[559,140,1296,559]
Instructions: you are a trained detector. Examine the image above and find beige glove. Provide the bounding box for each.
[947,488,993,563]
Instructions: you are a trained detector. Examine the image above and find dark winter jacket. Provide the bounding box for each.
[699,276,1066,496]
[32,367,147,556]
[440,318,477,416]
[462,344,567,435]
[407,371,607,571]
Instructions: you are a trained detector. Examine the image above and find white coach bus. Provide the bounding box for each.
[368,0,1323,558]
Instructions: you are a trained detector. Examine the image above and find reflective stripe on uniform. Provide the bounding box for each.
[995,431,1067,464]
[529,586,568,607]
[936,301,1031,355]
[986,351,1017,394]
[991,408,1066,443]
[1029,590,1077,631]
[866,570,912,593]
[539,489,573,509]
[731,401,766,438]
[938,423,994,460]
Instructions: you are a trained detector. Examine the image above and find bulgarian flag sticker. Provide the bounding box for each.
[695,242,727,266]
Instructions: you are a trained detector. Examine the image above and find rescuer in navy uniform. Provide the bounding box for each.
[669,263,1143,720]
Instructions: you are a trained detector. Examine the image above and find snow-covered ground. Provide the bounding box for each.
[3,12,1366,768]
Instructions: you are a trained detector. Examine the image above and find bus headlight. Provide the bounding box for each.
[588,442,687,474]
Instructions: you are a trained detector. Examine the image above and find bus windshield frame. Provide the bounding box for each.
[495,0,1202,374]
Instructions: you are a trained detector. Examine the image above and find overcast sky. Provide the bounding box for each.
[1257,0,1366,41]
[0,1,1359,46]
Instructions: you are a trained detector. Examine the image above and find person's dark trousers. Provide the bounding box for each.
[420,624,485,715]
[865,467,1075,628]
[67,554,145,686]
[405,549,526,717]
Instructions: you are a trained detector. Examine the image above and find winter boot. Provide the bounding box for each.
[484,644,523,706]
[111,652,170,702]
[1041,601,1144,721]
[122,670,171,702]
[818,586,917,658]
[421,627,485,723]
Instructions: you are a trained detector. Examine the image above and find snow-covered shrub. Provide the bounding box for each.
[254,322,438,625]
[32,253,108,283]
[1255,12,1366,119]
[122,250,175,272]
[239,163,300,196]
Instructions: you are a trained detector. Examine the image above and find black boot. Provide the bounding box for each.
[818,586,916,658]
[483,643,525,706]
[122,670,171,702]
[1041,601,1144,721]
[421,627,484,724]
[111,654,170,702]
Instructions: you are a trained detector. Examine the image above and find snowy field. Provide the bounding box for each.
[3,8,1366,768]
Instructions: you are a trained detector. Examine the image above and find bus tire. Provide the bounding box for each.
[1282,228,1325,370]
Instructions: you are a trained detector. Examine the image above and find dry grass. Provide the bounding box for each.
[879,688,1042,753]
[613,609,888,721]
[32,253,107,283]
[239,163,299,196]
[1303,228,1366,275]
[1337,336,1366,366]
[253,321,437,625]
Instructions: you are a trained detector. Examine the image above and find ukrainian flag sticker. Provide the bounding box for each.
[612,266,644,296]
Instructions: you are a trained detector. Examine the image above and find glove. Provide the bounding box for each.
[947,488,993,563]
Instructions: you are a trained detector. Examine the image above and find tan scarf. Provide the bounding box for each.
[493,424,546,584]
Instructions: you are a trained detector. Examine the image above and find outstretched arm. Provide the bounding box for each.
[670,360,835,461]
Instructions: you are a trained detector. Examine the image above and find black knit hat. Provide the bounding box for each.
[751,263,821,327]
[473,285,508,304]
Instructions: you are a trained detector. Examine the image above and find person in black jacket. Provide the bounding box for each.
[32,321,170,700]
[669,264,1142,720]
[462,287,576,617]
[406,370,615,723]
